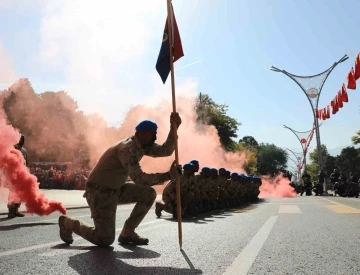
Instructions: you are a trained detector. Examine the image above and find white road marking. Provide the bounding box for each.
[278,205,302,214]
[319,197,360,212]
[222,216,278,275]
[0,219,163,258]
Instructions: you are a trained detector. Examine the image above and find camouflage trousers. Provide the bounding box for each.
[218,189,228,201]
[71,182,157,247]
[162,191,194,214]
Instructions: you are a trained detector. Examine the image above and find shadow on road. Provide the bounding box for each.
[66,245,203,275]
[0,222,56,231]
[162,199,265,224]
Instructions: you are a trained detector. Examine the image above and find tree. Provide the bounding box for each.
[351,130,360,144]
[256,143,288,176]
[305,144,330,179]
[324,155,337,178]
[239,136,259,149]
[195,94,241,151]
[335,147,360,176]
[236,142,258,175]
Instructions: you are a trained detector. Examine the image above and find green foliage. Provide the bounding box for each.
[195,94,240,151]
[351,130,360,144]
[335,146,360,175]
[256,143,288,176]
[306,145,360,178]
[239,135,259,149]
[236,142,258,175]
[304,163,318,180]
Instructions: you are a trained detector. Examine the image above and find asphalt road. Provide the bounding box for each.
[1,195,360,275]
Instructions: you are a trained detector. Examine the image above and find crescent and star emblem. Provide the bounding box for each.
[162,32,168,42]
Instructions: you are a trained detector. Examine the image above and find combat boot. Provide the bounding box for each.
[58,215,76,244]
[119,221,149,245]
[14,204,24,217]
[155,202,163,218]
[7,207,16,219]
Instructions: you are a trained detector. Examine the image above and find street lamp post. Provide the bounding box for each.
[272,55,348,194]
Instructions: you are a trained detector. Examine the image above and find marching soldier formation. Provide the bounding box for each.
[155,160,262,219]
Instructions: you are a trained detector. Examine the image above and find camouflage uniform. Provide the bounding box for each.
[59,133,176,246]
[159,174,194,216]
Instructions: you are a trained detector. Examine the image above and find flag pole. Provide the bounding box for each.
[166,0,183,249]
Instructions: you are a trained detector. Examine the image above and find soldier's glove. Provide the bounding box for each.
[168,160,182,179]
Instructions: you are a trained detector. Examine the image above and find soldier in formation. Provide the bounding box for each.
[333,171,359,197]
[155,160,262,219]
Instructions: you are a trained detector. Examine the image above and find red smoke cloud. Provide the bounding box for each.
[0,112,66,216]
[1,79,295,200]
[259,174,297,198]
[115,96,248,174]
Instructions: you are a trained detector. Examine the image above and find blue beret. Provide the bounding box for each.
[190,160,199,165]
[135,120,158,132]
[231,173,238,177]
[210,168,218,172]
[183,163,193,170]
[202,167,210,172]
[219,168,226,173]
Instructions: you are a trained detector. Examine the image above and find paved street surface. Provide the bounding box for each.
[1,195,360,275]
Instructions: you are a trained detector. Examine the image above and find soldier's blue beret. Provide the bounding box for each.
[219,168,226,173]
[135,120,158,132]
[202,167,210,172]
[210,168,218,172]
[231,173,238,177]
[190,160,199,165]
[183,163,193,170]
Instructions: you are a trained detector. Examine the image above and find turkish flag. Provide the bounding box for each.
[341,84,349,102]
[331,99,338,114]
[355,53,360,81]
[337,92,343,108]
[326,105,331,119]
[321,108,326,120]
[315,109,320,118]
[325,105,330,119]
[347,67,356,89]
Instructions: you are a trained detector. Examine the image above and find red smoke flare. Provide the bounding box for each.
[0,116,66,216]
[259,174,296,198]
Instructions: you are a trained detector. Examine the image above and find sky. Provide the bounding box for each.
[0,0,359,161]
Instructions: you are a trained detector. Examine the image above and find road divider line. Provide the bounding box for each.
[222,216,278,275]
[319,197,360,213]
[0,219,163,258]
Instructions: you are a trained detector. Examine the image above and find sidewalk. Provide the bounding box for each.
[0,188,163,215]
